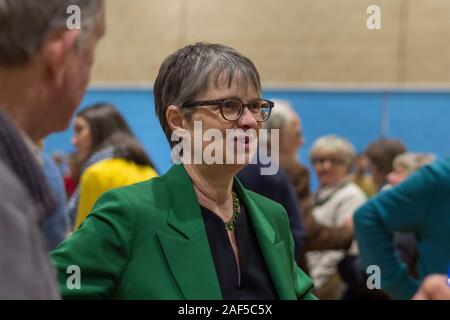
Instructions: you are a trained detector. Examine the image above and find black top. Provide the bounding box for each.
[200,202,278,300]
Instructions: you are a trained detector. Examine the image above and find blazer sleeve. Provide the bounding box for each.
[51,189,136,299]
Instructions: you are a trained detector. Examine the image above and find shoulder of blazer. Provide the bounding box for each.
[91,173,171,226]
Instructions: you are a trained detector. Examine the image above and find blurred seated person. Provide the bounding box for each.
[339,139,408,300]
[69,103,158,230]
[347,151,437,299]
[354,157,450,299]
[365,139,406,191]
[306,135,366,299]
[386,152,436,278]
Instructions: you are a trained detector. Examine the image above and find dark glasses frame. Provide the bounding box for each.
[182,98,274,122]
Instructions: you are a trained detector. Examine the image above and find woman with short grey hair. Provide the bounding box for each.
[306,135,366,299]
[52,42,316,300]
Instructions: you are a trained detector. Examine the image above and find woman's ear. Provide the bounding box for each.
[166,105,189,132]
[166,105,193,144]
[166,105,185,132]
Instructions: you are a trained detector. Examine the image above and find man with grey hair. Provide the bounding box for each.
[0,0,105,299]
[263,100,310,212]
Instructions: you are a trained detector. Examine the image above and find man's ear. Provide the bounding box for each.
[41,29,80,87]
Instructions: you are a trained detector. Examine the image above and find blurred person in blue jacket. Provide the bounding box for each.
[354,158,450,299]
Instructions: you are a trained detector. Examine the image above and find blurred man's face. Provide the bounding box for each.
[48,5,106,133]
[281,113,304,158]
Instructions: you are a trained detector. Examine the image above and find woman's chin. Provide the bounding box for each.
[319,178,336,187]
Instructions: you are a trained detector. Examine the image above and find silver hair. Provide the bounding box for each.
[153,42,262,147]
[0,0,104,66]
[310,134,356,170]
[263,99,297,130]
[393,152,437,174]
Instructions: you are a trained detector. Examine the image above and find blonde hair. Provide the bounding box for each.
[310,135,356,170]
[393,152,436,175]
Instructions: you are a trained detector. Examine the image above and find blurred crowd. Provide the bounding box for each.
[239,100,448,300]
[1,0,449,300]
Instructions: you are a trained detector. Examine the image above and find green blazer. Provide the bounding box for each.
[52,164,316,300]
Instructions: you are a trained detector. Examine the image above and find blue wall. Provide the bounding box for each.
[44,88,450,190]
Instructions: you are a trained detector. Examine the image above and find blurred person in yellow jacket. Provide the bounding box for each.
[75,157,158,230]
[69,103,158,230]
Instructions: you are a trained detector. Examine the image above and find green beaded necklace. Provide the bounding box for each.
[224,191,241,231]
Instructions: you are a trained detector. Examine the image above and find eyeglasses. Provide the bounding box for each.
[182,98,274,122]
[311,157,346,166]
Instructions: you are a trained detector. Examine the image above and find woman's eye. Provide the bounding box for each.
[224,101,241,110]
[250,103,261,111]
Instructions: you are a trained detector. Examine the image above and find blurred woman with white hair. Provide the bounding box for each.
[306,135,366,299]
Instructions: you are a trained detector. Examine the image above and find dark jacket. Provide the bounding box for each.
[0,111,59,299]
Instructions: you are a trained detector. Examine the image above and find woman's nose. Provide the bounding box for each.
[322,161,332,170]
[237,107,258,129]
[299,136,305,147]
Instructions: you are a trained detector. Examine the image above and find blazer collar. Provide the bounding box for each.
[165,164,206,238]
[164,164,277,241]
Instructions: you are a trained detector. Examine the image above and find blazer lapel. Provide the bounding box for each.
[156,165,297,299]
[234,178,297,300]
[157,165,222,300]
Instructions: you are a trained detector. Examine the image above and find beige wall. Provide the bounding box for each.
[91,0,450,86]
